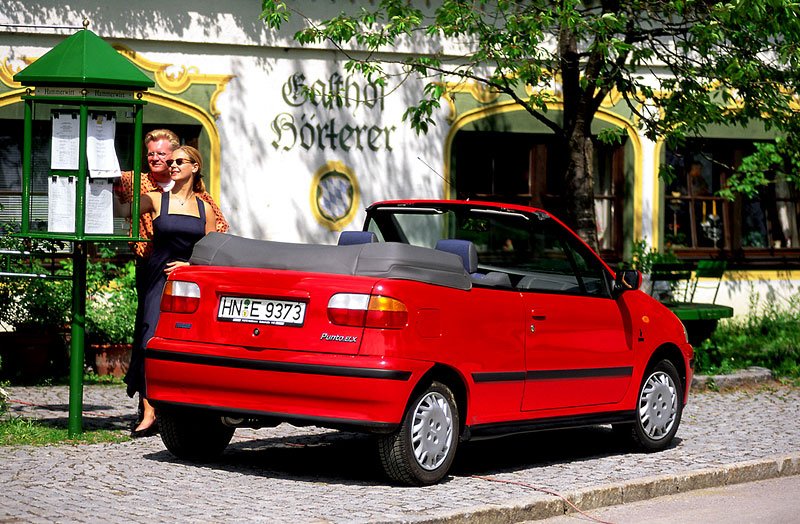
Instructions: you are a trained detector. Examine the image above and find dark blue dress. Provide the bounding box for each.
[125,192,206,398]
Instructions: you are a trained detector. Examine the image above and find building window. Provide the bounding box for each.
[452,131,625,259]
[663,139,800,263]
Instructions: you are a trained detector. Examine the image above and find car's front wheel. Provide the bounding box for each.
[377,381,460,486]
[616,359,683,451]
[158,407,235,461]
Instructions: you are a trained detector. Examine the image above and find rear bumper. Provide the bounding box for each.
[145,337,430,429]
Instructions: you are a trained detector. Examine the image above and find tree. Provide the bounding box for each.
[261,0,800,248]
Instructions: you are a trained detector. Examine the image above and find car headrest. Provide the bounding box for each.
[338,231,378,245]
[435,239,477,273]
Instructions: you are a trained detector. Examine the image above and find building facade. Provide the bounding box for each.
[1,1,798,317]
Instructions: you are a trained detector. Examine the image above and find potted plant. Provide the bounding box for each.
[86,257,137,377]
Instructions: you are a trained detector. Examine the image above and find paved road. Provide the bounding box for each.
[533,475,800,523]
[1,383,799,523]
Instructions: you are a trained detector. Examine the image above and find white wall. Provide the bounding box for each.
[716,275,800,320]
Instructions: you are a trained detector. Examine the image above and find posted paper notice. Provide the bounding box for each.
[47,177,114,234]
[51,112,79,170]
[85,178,114,234]
[47,176,76,233]
[87,113,121,178]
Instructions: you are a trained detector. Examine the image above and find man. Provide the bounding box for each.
[116,129,228,258]
[115,129,228,436]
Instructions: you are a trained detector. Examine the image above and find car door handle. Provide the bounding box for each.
[531,310,547,321]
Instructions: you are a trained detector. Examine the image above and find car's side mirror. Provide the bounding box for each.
[614,269,642,295]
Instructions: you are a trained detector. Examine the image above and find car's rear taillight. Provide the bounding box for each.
[160,280,200,313]
[328,293,408,329]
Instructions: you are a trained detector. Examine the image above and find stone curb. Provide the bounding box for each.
[691,366,773,390]
[417,454,800,524]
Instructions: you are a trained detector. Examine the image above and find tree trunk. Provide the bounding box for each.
[558,16,599,251]
[564,131,599,250]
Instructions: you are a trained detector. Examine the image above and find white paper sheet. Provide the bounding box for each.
[85,178,114,234]
[47,176,76,233]
[51,112,79,170]
[87,113,121,178]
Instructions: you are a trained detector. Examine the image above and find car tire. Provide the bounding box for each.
[377,381,460,486]
[158,407,235,462]
[616,359,683,451]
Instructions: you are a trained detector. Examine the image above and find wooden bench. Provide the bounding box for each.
[649,260,734,345]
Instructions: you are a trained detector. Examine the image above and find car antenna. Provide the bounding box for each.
[417,156,452,188]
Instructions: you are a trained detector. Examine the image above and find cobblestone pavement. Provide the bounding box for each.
[1,382,799,523]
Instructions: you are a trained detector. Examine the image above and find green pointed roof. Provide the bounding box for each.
[14,29,154,89]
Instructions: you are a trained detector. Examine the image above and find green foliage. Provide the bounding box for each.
[260,1,800,143]
[81,371,125,386]
[694,293,800,378]
[85,253,137,345]
[0,227,136,345]
[0,381,8,416]
[0,416,128,446]
[259,0,289,28]
[627,239,678,274]
[0,225,71,329]
[718,137,800,201]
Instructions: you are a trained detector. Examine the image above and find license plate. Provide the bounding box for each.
[218,296,307,326]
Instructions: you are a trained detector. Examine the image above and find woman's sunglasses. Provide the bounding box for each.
[166,158,193,167]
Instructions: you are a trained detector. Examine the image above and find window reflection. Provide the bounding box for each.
[664,140,800,252]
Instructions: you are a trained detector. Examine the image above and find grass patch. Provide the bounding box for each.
[15,372,126,388]
[0,375,129,446]
[81,372,126,386]
[0,416,129,446]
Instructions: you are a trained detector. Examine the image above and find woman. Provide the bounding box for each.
[125,145,216,437]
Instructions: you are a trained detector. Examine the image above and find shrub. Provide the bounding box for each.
[0,226,72,330]
[694,292,800,378]
[85,259,136,345]
[0,359,7,416]
[1,224,136,381]
[0,240,135,343]
[0,386,7,416]
[627,239,679,274]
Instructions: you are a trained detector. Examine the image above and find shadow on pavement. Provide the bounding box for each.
[141,424,682,486]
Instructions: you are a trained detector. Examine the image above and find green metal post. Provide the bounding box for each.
[21,98,32,234]
[132,103,142,223]
[67,241,87,437]
[76,104,88,239]
[67,103,89,436]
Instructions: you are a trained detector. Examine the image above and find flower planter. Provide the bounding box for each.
[89,343,132,377]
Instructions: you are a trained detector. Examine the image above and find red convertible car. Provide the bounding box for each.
[146,200,693,485]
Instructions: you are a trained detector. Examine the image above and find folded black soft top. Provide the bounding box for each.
[190,232,472,290]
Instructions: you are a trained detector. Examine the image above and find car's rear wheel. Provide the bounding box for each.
[377,381,459,486]
[616,359,683,451]
[158,407,234,461]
